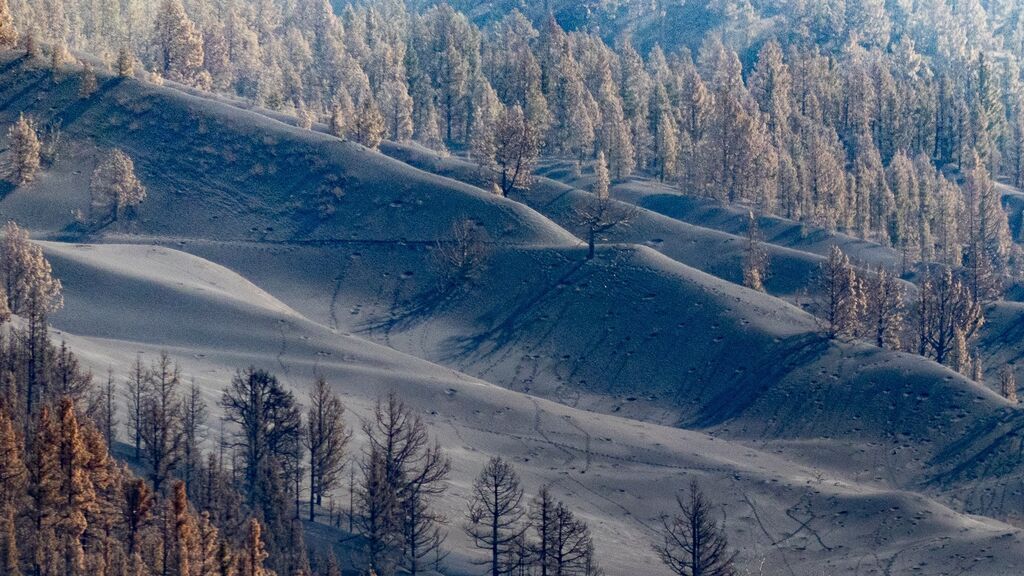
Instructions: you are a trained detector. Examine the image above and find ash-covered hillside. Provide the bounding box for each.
[1,0,1024,575]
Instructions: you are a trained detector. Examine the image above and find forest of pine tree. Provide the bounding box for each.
[3,0,1022,302]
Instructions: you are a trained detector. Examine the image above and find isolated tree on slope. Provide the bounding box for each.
[654,480,736,576]
[6,114,40,185]
[90,149,146,223]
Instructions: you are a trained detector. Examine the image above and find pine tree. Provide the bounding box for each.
[817,246,865,339]
[219,366,301,541]
[963,151,1011,302]
[29,406,61,576]
[328,103,346,139]
[122,478,153,558]
[465,457,526,576]
[50,43,68,76]
[124,356,149,461]
[55,398,95,576]
[864,268,905,350]
[0,0,16,48]
[89,149,146,223]
[168,481,199,576]
[0,408,25,507]
[494,105,540,197]
[22,31,37,59]
[116,47,134,78]
[181,382,206,497]
[743,211,768,292]
[196,512,220,576]
[0,505,17,576]
[356,444,399,574]
[654,110,678,183]
[469,83,502,172]
[593,152,610,201]
[381,80,414,142]
[0,407,23,576]
[358,393,449,576]
[140,352,183,493]
[1000,367,1018,403]
[529,487,555,576]
[597,65,634,179]
[972,350,985,383]
[152,0,204,86]
[654,480,736,576]
[1,222,63,425]
[239,519,269,576]
[304,378,349,522]
[917,267,984,366]
[6,114,41,185]
[1008,96,1024,189]
[78,62,97,99]
[749,40,793,143]
[353,98,385,149]
[549,47,593,166]
[948,330,972,376]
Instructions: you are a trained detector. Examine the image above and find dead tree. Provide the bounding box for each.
[304,377,350,522]
[573,197,637,260]
[654,480,736,576]
[466,457,527,576]
[432,218,491,287]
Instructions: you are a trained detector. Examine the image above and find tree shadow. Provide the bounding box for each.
[0,180,15,201]
[443,258,588,365]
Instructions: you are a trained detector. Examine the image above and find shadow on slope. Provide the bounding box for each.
[45,240,1024,576]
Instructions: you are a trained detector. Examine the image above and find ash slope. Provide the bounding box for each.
[1,53,1023,572]
[44,241,1024,576]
